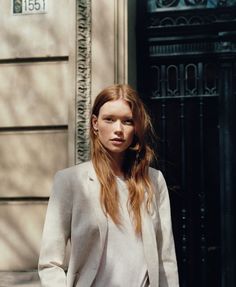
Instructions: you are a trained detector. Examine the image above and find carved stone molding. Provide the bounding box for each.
[75,0,92,164]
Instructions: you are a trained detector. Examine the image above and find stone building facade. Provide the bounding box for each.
[0,0,135,285]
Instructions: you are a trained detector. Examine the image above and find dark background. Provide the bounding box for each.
[136,1,236,286]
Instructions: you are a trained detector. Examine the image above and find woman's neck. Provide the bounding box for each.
[109,154,124,177]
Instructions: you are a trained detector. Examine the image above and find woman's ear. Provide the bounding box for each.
[92,115,98,131]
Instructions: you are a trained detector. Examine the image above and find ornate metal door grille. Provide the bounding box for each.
[148,60,220,287]
[137,1,236,287]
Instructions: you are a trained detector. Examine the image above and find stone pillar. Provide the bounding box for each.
[70,0,136,165]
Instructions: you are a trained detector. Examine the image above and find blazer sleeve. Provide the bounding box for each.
[38,170,72,287]
[156,171,179,287]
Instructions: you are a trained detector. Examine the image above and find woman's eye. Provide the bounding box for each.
[104,117,113,122]
[124,119,133,125]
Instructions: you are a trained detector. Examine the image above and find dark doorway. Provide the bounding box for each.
[136,1,236,287]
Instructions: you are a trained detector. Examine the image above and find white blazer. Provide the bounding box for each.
[38,161,179,287]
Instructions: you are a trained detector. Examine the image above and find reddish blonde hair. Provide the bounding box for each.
[90,84,155,235]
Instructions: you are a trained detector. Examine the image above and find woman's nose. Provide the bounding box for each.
[114,120,123,132]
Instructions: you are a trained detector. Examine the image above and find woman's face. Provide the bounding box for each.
[92,98,135,160]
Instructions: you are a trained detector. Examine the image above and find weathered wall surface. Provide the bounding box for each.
[0,0,71,275]
[0,0,135,285]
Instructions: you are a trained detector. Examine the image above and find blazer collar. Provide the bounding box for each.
[87,161,108,247]
[87,160,98,182]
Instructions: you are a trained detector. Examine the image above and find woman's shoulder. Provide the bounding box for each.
[54,160,94,180]
[148,166,165,185]
[148,167,169,202]
[48,161,94,201]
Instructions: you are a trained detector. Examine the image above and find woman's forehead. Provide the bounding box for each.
[99,99,133,116]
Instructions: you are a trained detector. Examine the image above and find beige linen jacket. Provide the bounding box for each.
[38,161,179,287]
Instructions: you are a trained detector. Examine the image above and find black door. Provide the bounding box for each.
[137,1,236,287]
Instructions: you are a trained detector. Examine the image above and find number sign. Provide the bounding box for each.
[12,0,48,15]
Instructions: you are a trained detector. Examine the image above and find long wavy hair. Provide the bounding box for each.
[90,84,155,235]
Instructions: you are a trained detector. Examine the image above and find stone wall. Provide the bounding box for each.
[0,0,72,282]
[0,0,136,284]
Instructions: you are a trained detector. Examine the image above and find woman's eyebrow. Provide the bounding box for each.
[102,114,133,119]
[101,113,114,117]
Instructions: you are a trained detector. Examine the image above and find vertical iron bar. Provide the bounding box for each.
[199,98,207,286]
[199,63,207,287]
[180,63,188,287]
[161,64,167,172]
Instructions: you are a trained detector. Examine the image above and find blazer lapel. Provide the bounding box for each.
[87,162,108,248]
[141,204,159,286]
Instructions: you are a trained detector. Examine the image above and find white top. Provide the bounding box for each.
[92,177,149,287]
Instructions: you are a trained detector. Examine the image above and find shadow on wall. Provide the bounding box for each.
[0,0,70,280]
[0,202,46,269]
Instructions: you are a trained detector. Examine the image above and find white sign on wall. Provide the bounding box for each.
[12,0,48,15]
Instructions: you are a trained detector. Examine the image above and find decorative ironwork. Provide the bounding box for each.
[148,7,236,27]
[148,0,236,11]
[149,41,236,57]
[139,0,236,286]
[155,0,180,8]
[184,0,207,6]
[149,62,219,99]
[204,63,218,94]
[167,65,179,97]
[75,0,92,164]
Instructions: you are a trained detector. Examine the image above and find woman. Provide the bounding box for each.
[38,84,179,287]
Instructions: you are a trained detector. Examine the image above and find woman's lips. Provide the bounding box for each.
[110,138,125,145]
[111,138,124,142]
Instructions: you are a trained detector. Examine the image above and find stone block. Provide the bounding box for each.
[0,62,69,127]
[0,0,69,58]
[0,202,47,271]
[0,130,68,197]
